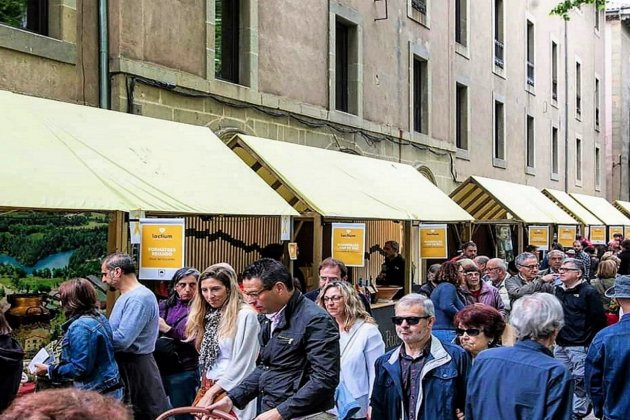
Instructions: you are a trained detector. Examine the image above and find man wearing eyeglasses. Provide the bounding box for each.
[505,252,555,306]
[371,294,470,420]
[485,258,511,314]
[207,258,339,420]
[553,258,606,419]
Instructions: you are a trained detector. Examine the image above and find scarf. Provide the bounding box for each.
[198,308,222,373]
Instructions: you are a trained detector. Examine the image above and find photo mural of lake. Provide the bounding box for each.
[0,251,74,274]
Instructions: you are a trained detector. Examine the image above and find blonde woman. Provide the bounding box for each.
[187,263,260,419]
[318,281,385,419]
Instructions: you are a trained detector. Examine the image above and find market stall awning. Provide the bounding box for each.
[542,189,604,226]
[229,134,473,221]
[450,176,579,225]
[614,200,630,219]
[0,90,298,216]
[568,193,630,226]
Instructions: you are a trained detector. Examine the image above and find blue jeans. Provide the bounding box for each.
[433,329,457,344]
[554,345,590,417]
[161,370,200,420]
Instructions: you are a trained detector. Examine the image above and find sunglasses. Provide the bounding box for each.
[455,328,481,337]
[391,315,431,325]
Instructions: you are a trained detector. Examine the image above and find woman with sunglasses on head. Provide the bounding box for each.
[155,267,200,419]
[453,304,505,359]
[430,261,466,344]
[34,278,123,399]
[318,281,385,420]
[187,263,260,420]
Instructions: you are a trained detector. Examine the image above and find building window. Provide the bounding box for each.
[526,115,535,169]
[494,0,504,69]
[526,20,535,87]
[413,57,428,134]
[455,0,467,47]
[215,0,240,83]
[595,4,600,31]
[595,77,600,130]
[335,18,359,115]
[595,146,601,188]
[456,83,468,150]
[408,0,428,25]
[551,41,558,102]
[0,0,48,35]
[552,126,559,176]
[576,61,582,119]
[412,0,427,14]
[494,100,505,160]
[576,138,582,182]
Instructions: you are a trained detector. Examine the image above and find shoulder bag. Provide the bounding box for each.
[335,322,364,420]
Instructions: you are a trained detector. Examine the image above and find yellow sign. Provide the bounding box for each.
[528,226,549,250]
[558,225,577,248]
[625,227,630,239]
[419,224,448,259]
[331,223,366,267]
[609,226,624,240]
[590,225,607,245]
[139,218,185,279]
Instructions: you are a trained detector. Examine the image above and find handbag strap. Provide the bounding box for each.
[340,321,365,361]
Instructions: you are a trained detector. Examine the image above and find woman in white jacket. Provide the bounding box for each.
[187,263,260,420]
[318,281,385,420]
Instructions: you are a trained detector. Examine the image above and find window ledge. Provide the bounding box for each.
[595,184,601,192]
[492,158,507,169]
[525,166,536,176]
[0,24,76,65]
[525,84,536,96]
[551,99,559,109]
[456,148,470,160]
[493,66,506,79]
[575,180,583,188]
[551,172,560,181]
[455,43,470,59]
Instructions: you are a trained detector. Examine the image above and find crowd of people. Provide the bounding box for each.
[1,235,630,420]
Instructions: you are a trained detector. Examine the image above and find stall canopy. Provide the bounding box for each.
[0,90,298,216]
[614,200,630,218]
[450,176,578,224]
[542,189,604,226]
[229,134,473,221]
[570,193,630,226]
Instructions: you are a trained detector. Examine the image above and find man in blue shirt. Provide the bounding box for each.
[585,274,630,420]
[102,252,169,420]
[466,293,572,420]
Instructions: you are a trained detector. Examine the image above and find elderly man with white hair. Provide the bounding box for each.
[465,293,572,420]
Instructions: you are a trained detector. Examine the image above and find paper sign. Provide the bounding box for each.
[288,243,298,260]
[419,224,448,259]
[625,227,630,239]
[609,226,624,240]
[28,348,53,374]
[590,225,607,245]
[331,223,366,267]
[558,225,577,248]
[280,215,291,241]
[129,210,146,244]
[139,218,185,280]
[528,226,549,251]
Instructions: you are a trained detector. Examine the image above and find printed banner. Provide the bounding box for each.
[590,225,607,245]
[331,223,366,267]
[528,226,549,251]
[609,226,624,240]
[625,227,630,239]
[139,218,185,280]
[558,225,577,248]
[419,224,448,259]
[280,215,292,241]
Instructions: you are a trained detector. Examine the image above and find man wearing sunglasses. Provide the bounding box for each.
[371,294,470,420]
[505,252,555,306]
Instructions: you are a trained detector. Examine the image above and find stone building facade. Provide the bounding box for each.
[0,0,607,196]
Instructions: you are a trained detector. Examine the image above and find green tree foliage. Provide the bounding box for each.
[551,0,606,20]
[0,0,26,28]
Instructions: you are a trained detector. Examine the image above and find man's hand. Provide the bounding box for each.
[456,408,465,420]
[203,396,234,420]
[34,363,49,376]
[158,317,172,333]
[541,273,556,284]
[254,408,282,420]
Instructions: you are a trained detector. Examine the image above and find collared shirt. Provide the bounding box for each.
[400,340,431,420]
[266,305,287,336]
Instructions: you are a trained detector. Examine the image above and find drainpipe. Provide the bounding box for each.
[98,0,110,109]
[564,20,569,193]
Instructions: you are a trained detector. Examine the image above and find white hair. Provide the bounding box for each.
[396,293,435,317]
[510,293,564,340]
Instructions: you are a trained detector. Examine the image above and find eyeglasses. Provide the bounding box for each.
[323,295,343,303]
[465,272,480,277]
[455,328,481,337]
[391,315,431,326]
[319,276,341,282]
[243,288,270,299]
[518,264,539,270]
[486,267,501,272]
[558,267,580,273]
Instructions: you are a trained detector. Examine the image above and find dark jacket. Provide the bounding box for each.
[0,334,24,412]
[49,313,121,393]
[618,250,630,275]
[158,298,198,372]
[586,313,630,419]
[505,274,555,305]
[228,291,340,419]
[554,281,606,347]
[466,339,572,420]
[432,282,465,330]
[370,337,470,420]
